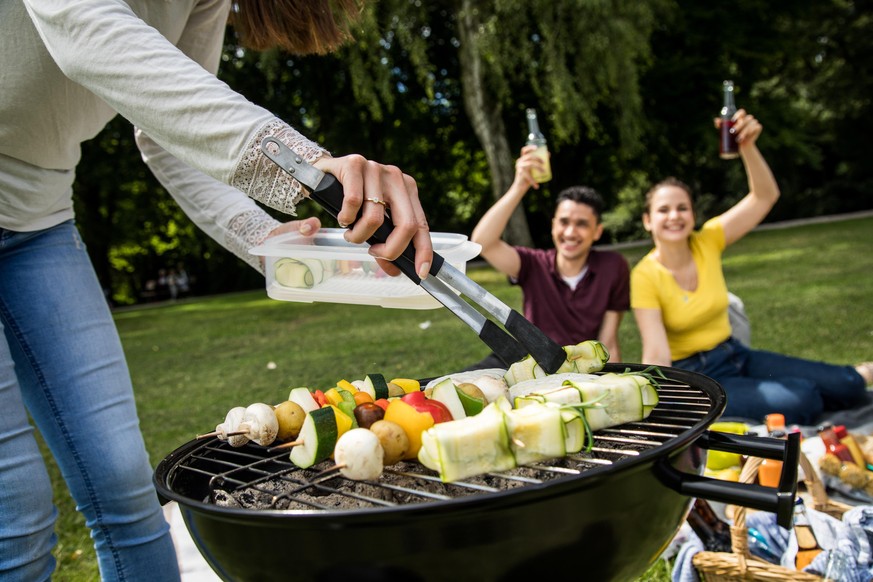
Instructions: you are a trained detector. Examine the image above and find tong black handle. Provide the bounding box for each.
[309,174,528,368]
[308,174,445,282]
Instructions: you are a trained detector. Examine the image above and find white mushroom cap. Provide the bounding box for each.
[242,403,279,446]
[220,407,249,447]
[334,428,384,481]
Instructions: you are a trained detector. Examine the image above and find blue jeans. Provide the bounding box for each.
[0,221,179,581]
[673,337,867,425]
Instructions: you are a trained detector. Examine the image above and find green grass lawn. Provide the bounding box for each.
[42,215,873,580]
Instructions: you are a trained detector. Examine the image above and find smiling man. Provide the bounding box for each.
[466,145,630,370]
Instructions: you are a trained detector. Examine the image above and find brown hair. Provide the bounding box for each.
[230,0,363,55]
[643,177,693,214]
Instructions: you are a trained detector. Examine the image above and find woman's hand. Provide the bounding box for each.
[714,109,762,150]
[266,216,321,240]
[259,217,322,270]
[313,155,433,279]
[731,109,762,149]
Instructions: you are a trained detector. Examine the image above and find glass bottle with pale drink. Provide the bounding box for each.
[525,108,552,183]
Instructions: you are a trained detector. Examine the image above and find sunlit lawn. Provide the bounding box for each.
[41,215,873,580]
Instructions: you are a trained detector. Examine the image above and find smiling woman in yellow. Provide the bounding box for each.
[631,110,872,425]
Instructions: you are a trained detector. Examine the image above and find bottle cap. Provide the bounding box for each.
[765,413,786,432]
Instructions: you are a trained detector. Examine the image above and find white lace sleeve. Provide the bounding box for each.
[224,209,281,273]
[230,119,327,216]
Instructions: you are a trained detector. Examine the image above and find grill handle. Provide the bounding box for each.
[654,431,800,528]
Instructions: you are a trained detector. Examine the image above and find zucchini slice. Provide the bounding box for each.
[288,387,320,413]
[275,259,315,288]
[289,407,338,468]
[429,378,467,421]
[504,403,565,465]
[418,403,514,482]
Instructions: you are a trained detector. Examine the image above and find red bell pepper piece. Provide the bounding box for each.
[400,390,453,423]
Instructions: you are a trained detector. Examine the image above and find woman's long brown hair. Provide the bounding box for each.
[231,0,363,55]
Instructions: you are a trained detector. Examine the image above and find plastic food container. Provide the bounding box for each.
[249,229,481,309]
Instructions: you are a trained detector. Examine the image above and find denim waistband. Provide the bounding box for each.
[673,336,743,370]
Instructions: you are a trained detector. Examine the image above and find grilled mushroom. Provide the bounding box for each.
[333,428,384,480]
[241,403,279,446]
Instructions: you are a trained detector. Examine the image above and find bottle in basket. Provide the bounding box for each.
[757,429,786,488]
[525,108,552,183]
[719,80,739,159]
[686,498,732,553]
[792,497,823,570]
[818,423,854,464]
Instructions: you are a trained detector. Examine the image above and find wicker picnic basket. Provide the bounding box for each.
[691,453,852,581]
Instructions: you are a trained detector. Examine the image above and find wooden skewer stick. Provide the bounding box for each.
[196,429,248,439]
[268,439,303,451]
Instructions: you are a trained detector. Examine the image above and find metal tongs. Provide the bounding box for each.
[261,138,567,373]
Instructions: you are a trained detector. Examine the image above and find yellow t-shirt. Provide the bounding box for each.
[631,218,731,361]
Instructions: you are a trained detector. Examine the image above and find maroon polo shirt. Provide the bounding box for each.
[513,246,630,347]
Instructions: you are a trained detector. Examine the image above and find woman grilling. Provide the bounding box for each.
[0,1,432,580]
[631,109,873,425]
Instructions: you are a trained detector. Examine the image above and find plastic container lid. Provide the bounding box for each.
[249,229,481,309]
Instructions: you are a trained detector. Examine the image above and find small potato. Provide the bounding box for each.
[368,420,410,466]
[334,428,384,481]
[274,400,306,441]
[387,382,406,398]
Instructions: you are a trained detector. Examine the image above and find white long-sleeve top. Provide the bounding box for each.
[0,0,327,271]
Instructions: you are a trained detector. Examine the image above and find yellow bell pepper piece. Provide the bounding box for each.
[384,399,434,459]
[336,379,357,393]
[324,388,344,407]
[326,404,353,438]
[390,378,421,394]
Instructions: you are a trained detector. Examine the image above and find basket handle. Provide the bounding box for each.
[730,451,831,553]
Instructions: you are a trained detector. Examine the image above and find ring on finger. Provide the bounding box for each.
[366,197,387,207]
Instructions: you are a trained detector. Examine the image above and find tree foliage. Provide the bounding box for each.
[70,0,873,304]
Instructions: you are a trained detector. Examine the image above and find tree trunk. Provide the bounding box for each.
[456,0,533,247]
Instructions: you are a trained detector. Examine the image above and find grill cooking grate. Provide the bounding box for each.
[168,376,713,512]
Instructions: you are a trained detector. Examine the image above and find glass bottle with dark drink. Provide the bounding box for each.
[525,108,552,183]
[719,80,739,160]
[686,498,732,553]
[793,497,823,570]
